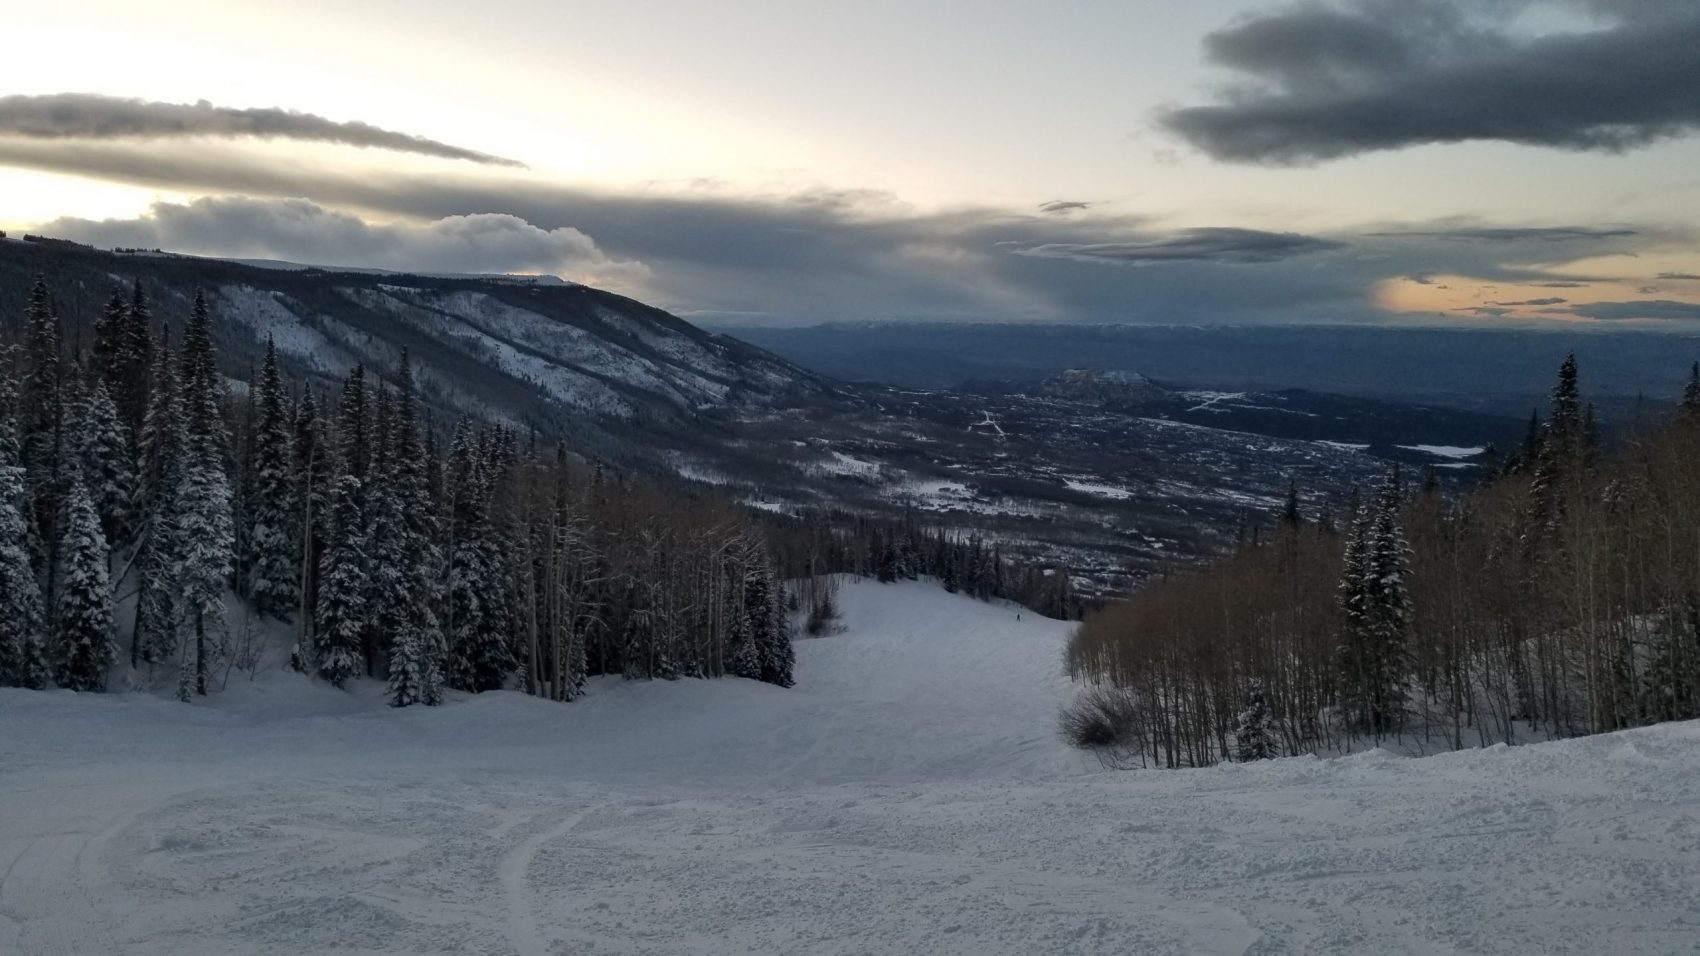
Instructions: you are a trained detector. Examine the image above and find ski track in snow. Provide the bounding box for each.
[501,804,603,956]
[4,579,1700,954]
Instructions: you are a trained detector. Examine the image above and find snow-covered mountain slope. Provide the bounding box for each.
[0,240,831,452]
[4,579,1698,955]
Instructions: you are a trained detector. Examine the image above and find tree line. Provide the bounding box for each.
[767,507,1082,625]
[0,274,795,704]
[1065,355,1700,767]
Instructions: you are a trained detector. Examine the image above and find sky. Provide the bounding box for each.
[4,0,1700,327]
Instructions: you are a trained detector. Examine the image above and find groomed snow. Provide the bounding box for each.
[3,580,1698,954]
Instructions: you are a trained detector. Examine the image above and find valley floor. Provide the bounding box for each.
[2,580,1697,954]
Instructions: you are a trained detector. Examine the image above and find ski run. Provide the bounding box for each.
[3,578,1697,954]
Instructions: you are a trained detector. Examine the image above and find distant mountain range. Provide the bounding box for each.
[725,320,1700,421]
[0,237,832,468]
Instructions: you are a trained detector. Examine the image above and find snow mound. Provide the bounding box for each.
[3,579,1698,954]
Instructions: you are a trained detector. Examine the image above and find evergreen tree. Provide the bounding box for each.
[133,325,185,667]
[174,292,234,698]
[727,601,762,678]
[19,276,64,591]
[0,368,50,690]
[747,561,795,687]
[337,364,368,483]
[1282,478,1302,528]
[91,290,129,385]
[1232,678,1277,761]
[1336,491,1372,730]
[71,379,135,546]
[115,279,155,435]
[369,358,443,705]
[1360,468,1412,736]
[312,474,367,687]
[1683,361,1700,419]
[445,421,515,692]
[243,340,297,617]
[53,476,114,692]
[391,354,445,703]
[291,384,330,644]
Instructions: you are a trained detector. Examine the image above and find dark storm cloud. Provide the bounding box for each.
[1566,299,1700,321]
[1010,227,1342,265]
[1160,0,1700,164]
[0,93,522,167]
[4,137,1686,327]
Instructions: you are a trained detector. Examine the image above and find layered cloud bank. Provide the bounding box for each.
[41,197,640,284]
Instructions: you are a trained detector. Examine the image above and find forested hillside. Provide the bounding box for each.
[1067,357,1700,767]
[0,272,799,704]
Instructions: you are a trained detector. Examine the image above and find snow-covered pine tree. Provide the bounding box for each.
[1232,678,1278,761]
[243,340,297,617]
[0,365,51,690]
[174,291,235,698]
[292,384,332,649]
[114,279,154,435]
[391,354,445,704]
[132,324,185,668]
[1336,489,1371,731]
[312,474,367,687]
[445,420,514,692]
[72,378,136,547]
[19,276,64,591]
[1361,468,1412,737]
[366,358,443,706]
[337,364,368,485]
[749,560,795,688]
[91,289,129,386]
[53,474,114,692]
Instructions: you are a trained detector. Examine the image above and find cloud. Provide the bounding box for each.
[1565,299,1700,321]
[40,196,643,284]
[1160,0,1700,164]
[1038,201,1091,214]
[0,93,521,166]
[1658,272,1700,281]
[1364,226,1639,243]
[5,137,1688,327]
[1489,297,1568,307]
[1010,227,1342,265]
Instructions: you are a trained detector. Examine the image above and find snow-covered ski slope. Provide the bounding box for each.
[3,579,1698,955]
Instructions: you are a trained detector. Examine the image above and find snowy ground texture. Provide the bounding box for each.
[4,580,1700,955]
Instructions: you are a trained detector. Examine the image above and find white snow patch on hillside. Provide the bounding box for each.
[3,580,1698,954]
[1399,444,1486,459]
[1065,478,1133,500]
[213,286,351,373]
